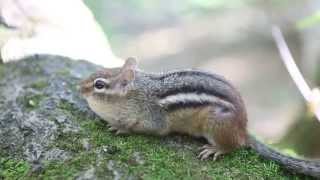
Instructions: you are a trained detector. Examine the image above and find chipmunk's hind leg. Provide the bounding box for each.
[198,105,246,161]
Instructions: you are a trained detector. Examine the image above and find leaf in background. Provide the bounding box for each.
[297,11,320,29]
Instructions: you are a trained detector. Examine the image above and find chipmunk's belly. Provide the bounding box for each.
[167,106,210,137]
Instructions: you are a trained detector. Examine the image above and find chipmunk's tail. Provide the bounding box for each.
[248,135,320,178]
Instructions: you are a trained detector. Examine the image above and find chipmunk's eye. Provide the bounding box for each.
[94,78,110,90]
[93,78,111,92]
[94,80,105,89]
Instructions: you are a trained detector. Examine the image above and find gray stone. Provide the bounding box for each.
[0,55,99,162]
[76,166,97,180]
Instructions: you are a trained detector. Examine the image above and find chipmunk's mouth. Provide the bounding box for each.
[80,89,91,98]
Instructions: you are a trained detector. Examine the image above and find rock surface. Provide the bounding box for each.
[0,55,98,161]
[0,55,304,179]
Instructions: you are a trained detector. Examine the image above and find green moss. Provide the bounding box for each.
[58,99,76,112]
[31,152,100,179]
[50,132,86,153]
[19,65,43,76]
[0,158,30,179]
[56,69,70,76]
[6,100,313,179]
[19,94,44,110]
[29,80,49,90]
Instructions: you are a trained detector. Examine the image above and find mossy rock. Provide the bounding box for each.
[0,56,312,179]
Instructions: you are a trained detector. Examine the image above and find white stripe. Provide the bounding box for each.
[158,93,221,106]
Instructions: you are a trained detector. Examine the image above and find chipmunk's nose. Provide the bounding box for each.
[79,81,93,97]
[79,84,87,95]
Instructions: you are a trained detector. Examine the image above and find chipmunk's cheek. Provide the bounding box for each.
[80,91,92,99]
[82,93,89,99]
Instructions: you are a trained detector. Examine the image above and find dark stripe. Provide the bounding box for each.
[157,85,232,103]
[165,101,212,112]
[165,101,230,113]
[154,70,230,85]
[153,70,233,102]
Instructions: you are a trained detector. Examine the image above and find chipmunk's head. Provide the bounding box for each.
[80,57,137,99]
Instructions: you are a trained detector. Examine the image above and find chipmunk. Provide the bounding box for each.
[80,57,320,178]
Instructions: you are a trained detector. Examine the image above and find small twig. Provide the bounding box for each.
[271,25,320,122]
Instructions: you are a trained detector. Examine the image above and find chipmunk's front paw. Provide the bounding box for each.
[108,126,129,135]
[197,144,225,161]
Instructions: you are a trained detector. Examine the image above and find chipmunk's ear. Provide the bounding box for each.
[118,57,137,86]
[122,57,137,70]
[119,69,135,85]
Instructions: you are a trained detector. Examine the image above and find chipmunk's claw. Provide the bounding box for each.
[108,126,118,132]
[115,129,129,135]
[197,144,224,161]
[108,126,129,135]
